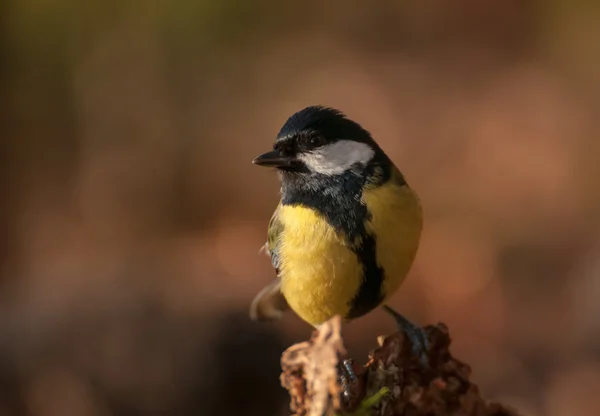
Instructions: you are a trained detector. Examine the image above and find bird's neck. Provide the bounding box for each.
[281,171,365,201]
[280,170,369,240]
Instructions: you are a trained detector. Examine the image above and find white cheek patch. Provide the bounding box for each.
[297,140,375,175]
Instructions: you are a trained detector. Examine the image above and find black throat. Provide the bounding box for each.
[281,169,369,241]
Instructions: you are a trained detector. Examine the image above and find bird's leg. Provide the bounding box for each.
[382,305,430,366]
[338,358,358,402]
[342,358,357,383]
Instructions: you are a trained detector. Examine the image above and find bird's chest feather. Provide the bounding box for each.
[276,205,363,326]
[361,181,423,297]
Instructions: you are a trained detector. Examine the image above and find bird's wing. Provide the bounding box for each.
[266,202,284,271]
[250,203,290,321]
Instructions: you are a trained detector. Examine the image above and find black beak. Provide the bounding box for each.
[252,150,295,168]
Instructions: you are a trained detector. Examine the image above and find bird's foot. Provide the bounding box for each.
[339,358,389,413]
[382,305,430,367]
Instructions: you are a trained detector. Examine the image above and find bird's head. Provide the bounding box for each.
[252,106,386,179]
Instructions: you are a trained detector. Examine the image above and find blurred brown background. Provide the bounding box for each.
[1,0,600,415]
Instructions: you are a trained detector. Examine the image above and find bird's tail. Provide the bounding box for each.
[249,279,289,322]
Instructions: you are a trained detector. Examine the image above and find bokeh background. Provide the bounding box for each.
[2,0,600,415]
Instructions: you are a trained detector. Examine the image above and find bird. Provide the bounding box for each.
[249,106,428,367]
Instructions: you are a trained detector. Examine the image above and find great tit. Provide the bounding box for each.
[250,106,428,364]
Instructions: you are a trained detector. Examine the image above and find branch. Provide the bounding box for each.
[280,316,523,416]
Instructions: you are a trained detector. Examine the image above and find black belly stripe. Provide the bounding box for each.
[346,231,385,319]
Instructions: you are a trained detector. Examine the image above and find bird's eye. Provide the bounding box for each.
[309,136,324,147]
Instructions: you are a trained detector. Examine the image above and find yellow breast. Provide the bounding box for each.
[277,205,363,326]
[277,175,423,327]
[362,179,423,300]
